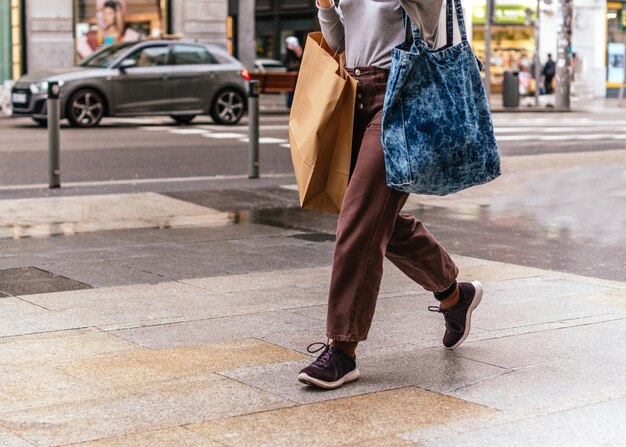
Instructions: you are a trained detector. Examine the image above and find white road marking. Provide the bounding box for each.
[238,137,289,144]
[168,129,211,135]
[201,133,247,139]
[0,173,295,191]
[496,134,626,142]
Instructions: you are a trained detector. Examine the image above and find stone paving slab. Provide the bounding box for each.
[186,387,495,447]
[223,347,507,405]
[449,351,626,412]
[0,328,138,366]
[0,193,229,239]
[67,427,220,447]
[0,427,31,447]
[412,396,626,447]
[0,375,293,446]
[58,338,306,388]
[109,310,323,349]
[0,300,182,338]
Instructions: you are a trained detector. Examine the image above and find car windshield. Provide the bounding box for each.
[79,43,135,68]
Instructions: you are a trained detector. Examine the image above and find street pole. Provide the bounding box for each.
[248,80,260,179]
[534,0,541,107]
[555,0,573,111]
[238,0,256,71]
[485,0,495,105]
[47,81,61,188]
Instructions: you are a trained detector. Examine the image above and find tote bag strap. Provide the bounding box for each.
[453,0,469,43]
[403,0,467,46]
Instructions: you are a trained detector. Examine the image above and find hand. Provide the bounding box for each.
[318,0,333,8]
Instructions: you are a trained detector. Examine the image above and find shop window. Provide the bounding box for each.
[173,44,217,65]
[74,0,169,61]
[279,0,312,9]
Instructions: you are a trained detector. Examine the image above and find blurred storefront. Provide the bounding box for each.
[0,0,26,81]
[228,0,318,62]
[470,0,538,94]
[606,1,626,96]
[0,0,227,79]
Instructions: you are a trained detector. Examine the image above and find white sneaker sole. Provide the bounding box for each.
[297,369,360,389]
[446,280,483,350]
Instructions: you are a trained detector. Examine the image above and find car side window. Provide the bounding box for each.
[127,45,170,67]
[173,45,218,65]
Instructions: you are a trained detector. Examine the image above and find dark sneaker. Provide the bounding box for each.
[429,281,483,350]
[297,343,360,389]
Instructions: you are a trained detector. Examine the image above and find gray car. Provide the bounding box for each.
[11,40,248,127]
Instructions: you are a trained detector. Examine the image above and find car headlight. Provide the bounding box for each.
[30,80,65,94]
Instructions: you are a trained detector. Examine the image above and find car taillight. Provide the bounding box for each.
[240,69,251,81]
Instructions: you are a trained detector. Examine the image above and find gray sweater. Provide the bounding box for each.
[317,0,446,69]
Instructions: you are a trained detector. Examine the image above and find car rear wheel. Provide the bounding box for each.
[170,115,196,125]
[210,89,245,125]
[67,89,105,128]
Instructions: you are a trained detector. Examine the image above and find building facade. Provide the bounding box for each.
[0,0,227,81]
[1,0,624,99]
[227,0,317,62]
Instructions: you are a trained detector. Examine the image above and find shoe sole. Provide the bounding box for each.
[446,280,483,350]
[297,369,360,389]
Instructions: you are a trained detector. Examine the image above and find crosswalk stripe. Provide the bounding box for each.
[497,134,626,142]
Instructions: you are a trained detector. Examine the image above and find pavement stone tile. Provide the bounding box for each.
[34,259,170,288]
[0,193,229,239]
[0,375,293,447]
[58,338,307,387]
[416,396,626,447]
[0,266,91,296]
[183,266,332,293]
[0,301,181,338]
[469,277,616,332]
[109,310,323,349]
[66,427,219,447]
[68,427,219,447]
[223,347,506,405]
[339,436,421,447]
[448,351,626,412]
[187,387,495,447]
[0,296,48,316]
[20,282,210,311]
[458,263,547,283]
[458,318,626,369]
[0,427,32,447]
[0,328,138,366]
[0,363,108,413]
[142,287,327,318]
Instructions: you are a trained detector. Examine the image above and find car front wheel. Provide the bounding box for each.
[67,89,105,128]
[210,89,245,125]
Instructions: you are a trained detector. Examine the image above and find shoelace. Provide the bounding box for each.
[307,341,333,367]
[428,305,445,314]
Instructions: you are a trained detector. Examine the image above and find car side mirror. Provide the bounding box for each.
[119,59,137,72]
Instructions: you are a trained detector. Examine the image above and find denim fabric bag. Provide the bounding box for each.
[381,0,501,196]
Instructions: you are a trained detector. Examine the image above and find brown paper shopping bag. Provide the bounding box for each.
[288,32,357,214]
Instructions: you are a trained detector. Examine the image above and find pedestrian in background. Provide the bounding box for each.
[297,0,484,390]
[542,53,556,94]
[282,36,303,110]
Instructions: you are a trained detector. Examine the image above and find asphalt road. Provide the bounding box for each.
[2,111,626,189]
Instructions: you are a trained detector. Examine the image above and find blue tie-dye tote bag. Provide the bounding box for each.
[381,0,501,196]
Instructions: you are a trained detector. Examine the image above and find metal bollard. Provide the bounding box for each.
[47,81,61,188]
[248,80,260,179]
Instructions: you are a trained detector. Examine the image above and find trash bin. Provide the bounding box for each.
[502,71,520,108]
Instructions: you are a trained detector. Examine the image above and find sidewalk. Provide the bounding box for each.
[1,182,625,446]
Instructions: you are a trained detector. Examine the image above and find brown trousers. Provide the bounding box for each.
[326,66,459,342]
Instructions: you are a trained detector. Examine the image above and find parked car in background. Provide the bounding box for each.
[11,40,249,127]
[254,59,287,73]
